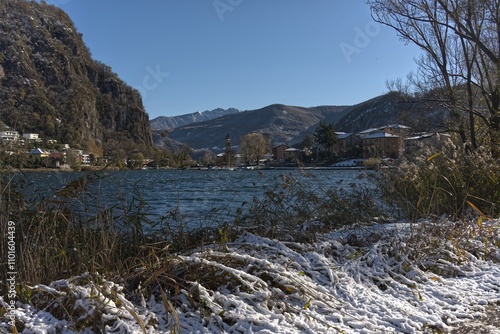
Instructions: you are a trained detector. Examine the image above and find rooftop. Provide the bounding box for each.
[363,133,400,139]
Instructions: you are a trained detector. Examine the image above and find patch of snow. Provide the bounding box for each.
[1,221,499,333]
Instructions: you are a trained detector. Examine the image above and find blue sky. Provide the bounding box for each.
[43,0,422,119]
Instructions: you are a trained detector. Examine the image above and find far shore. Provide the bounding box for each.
[0,166,117,173]
[0,165,375,173]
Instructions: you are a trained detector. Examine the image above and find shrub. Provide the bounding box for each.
[234,172,385,242]
[363,158,381,169]
[379,138,500,221]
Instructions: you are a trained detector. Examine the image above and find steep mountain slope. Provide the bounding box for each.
[0,0,152,153]
[335,92,447,133]
[151,131,184,152]
[165,104,350,149]
[150,108,241,131]
[335,93,406,133]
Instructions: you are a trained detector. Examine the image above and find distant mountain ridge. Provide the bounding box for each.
[150,108,241,131]
[335,92,448,134]
[156,104,350,150]
[335,93,409,133]
[334,94,400,133]
[152,92,445,151]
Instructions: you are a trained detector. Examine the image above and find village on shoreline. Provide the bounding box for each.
[1,123,449,172]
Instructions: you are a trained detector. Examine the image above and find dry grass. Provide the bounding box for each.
[379,143,500,221]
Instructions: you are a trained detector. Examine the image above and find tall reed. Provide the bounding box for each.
[0,171,167,287]
[379,141,500,221]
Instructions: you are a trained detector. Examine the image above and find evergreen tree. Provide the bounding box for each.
[314,122,336,152]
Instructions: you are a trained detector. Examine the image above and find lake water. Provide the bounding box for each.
[14,168,373,229]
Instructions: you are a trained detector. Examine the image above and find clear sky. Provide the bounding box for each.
[42,0,422,119]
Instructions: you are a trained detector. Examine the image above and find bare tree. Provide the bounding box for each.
[201,151,216,167]
[368,0,500,156]
[239,133,270,166]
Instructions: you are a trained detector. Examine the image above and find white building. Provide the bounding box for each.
[23,133,41,141]
[0,130,19,141]
[81,153,90,165]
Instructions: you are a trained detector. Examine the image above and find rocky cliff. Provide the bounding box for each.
[0,0,152,154]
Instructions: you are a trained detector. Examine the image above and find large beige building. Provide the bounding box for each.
[361,132,403,158]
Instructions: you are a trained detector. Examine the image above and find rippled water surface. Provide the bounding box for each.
[16,168,374,228]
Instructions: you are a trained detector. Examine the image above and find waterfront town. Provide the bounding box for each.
[0,122,446,170]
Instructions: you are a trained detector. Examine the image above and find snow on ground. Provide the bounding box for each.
[2,220,500,333]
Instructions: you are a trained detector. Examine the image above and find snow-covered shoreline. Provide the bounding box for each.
[2,220,500,333]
